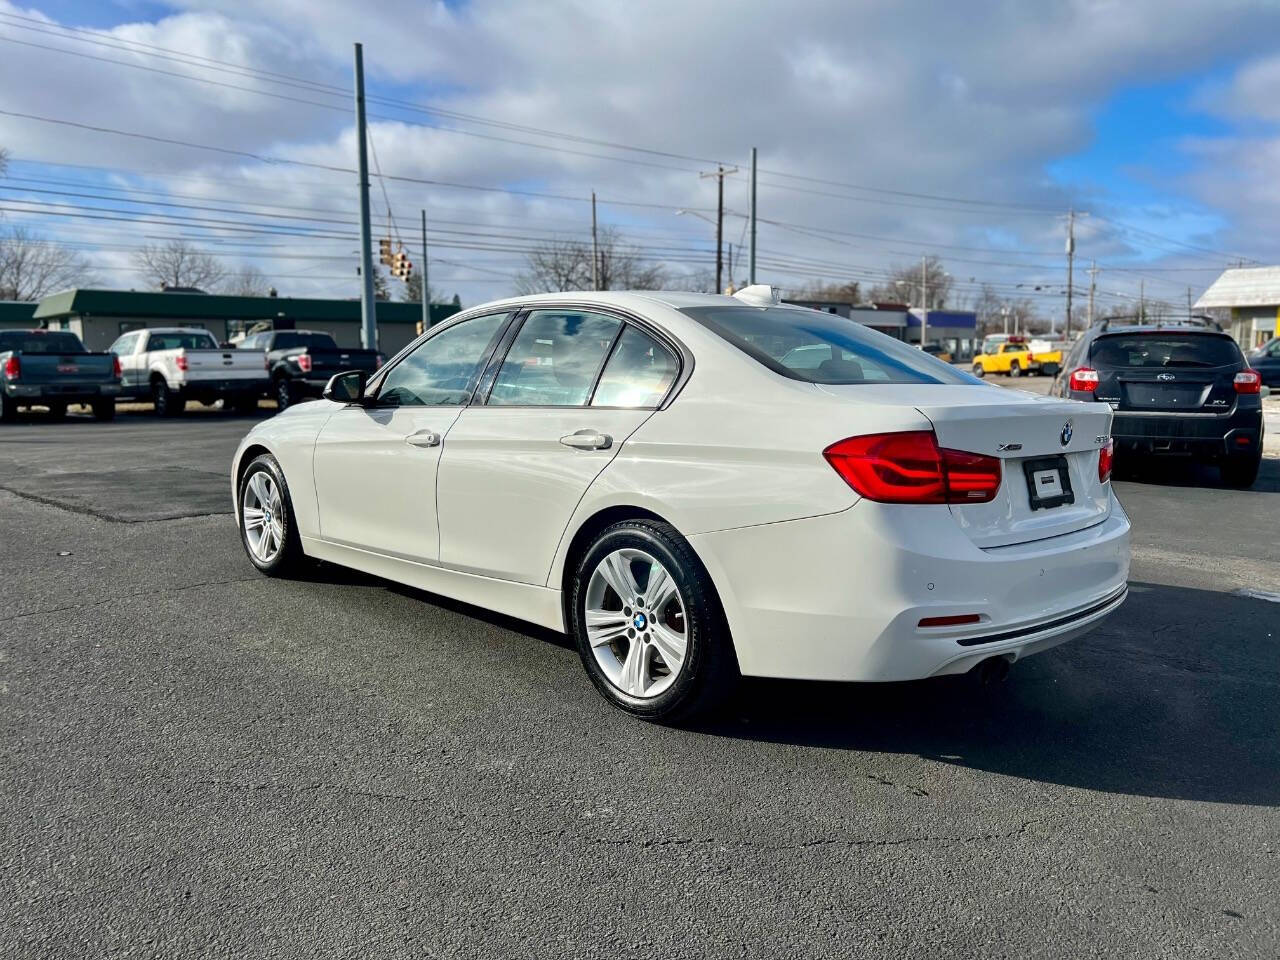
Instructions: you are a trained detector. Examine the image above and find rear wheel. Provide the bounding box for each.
[1220,453,1261,489]
[569,519,737,723]
[972,364,986,378]
[1009,362,1022,377]
[152,378,185,417]
[238,454,305,576]
[91,399,115,421]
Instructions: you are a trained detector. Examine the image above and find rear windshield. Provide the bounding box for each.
[148,331,219,351]
[1091,333,1242,369]
[0,331,86,354]
[271,332,336,351]
[679,305,975,385]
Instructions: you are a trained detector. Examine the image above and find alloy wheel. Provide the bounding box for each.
[242,470,285,564]
[584,548,688,699]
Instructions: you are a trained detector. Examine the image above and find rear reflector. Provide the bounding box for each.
[1069,367,1099,392]
[1098,437,1114,483]
[1234,370,1261,394]
[823,431,1001,505]
[919,613,982,628]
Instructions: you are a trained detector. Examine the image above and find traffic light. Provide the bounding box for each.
[391,251,413,279]
[379,237,393,266]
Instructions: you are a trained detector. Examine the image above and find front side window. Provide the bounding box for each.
[681,305,976,385]
[1091,333,1242,369]
[592,326,678,408]
[488,310,621,406]
[374,313,507,407]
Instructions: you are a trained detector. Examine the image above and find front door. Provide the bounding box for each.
[311,312,510,562]
[436,309,681,584]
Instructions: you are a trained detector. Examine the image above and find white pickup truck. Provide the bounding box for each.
[108,327,268,416]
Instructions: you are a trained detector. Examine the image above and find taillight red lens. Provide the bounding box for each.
[112,355,122,379]
[3,355,19,379]
[823,431,1001,504]
[1069,367,1099,392]
[1098,437,1114,484]
[1234,370,1261,394]
[175,355,189,372]
[297,353,312,373]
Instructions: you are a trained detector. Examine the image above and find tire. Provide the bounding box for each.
[1220,453,1261,489]
[274,377,294,412]
[46,402,68,421]
[0,392,16,422]
[569,519,737,723]
[1009,362,1022,378]
[152,378,185,417]
[972,364,986,379]
[92,399,116,422]
[231,395,259,415]
[238,453,305,576]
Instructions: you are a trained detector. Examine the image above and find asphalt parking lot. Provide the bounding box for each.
[2,394,1278,958]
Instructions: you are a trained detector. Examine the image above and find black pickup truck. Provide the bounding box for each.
[238,330,382,411]
[1,329,121,422]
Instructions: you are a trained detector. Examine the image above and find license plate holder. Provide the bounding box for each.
[1022,455,1075,511]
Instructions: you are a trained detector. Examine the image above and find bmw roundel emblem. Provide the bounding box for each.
[1060,421,1073,447]
[633,612,648,631]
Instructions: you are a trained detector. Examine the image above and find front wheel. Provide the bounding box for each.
[569,519,737,723]
[238,454,305,576]
[274,378,294,412]
[152,379,185,417]
[1220,453,1261,489]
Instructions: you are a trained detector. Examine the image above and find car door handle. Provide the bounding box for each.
[405,429,441,448]
[560,430,612,451]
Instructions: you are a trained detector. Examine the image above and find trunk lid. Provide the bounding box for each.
[816,383,1114,548]
[179,349,265,381]
[11,353,116,386]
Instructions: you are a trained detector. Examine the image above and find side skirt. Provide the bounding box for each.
[301,536,566,633]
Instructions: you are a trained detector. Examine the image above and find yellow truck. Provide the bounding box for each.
[971,338,1063,378]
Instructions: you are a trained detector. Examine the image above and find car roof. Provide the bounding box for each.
[1092,325,1232,338]
[458,290,803,314]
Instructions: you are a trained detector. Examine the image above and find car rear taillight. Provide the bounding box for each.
[175,355,189,372]
[3,355,19,380]
[112,355,122,379]
[1234,370,1261,394]
[823,431,1002,505]
[297,353,312,373]
[1068,367,1099,392]
[1098,437,1114,484]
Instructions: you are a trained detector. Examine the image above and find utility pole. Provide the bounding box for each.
[591,191,599,291]
[1139,278,1145,322]
[1087,261,1098,327]
[1065,209,1075,340]
[726,243,734,294]
[920,255,928,350]
[700,164,738,295]
[353,43,377,350]
[420,208,430,332]
[748,147,757,285]
[1186,286,1193,319]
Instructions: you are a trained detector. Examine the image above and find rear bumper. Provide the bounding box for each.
[5,382,121,401]
[1111,407,1263,459]
[689,493,1130,682]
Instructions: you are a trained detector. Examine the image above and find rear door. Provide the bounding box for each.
[436,308,680,583]
[1091,332,1243,414]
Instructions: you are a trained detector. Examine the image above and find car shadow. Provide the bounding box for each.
[692,581,1280,807]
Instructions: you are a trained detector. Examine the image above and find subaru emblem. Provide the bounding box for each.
[1157,373,1175,381]
[1060,421,1073,447]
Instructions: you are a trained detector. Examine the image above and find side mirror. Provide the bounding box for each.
[323,370,367,404]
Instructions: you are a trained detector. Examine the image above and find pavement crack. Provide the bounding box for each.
[0,484,232,523]
[0,576,261,624]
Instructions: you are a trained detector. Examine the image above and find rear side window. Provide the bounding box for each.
[680,305,975,385]
[0,331,86,354]
[488,310,621,407]
[592,326,678,408]
[1091,334,1242,369]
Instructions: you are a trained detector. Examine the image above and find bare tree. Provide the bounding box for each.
[0,146,8,177]
[865,256,954,308]
[793,279,862,302]
[0,226,97,300]
[516,228,665,294]
[131,239,226,290]
[220,264,272,297]
[401,269,438,305]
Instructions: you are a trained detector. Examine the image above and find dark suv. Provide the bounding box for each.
[1051,320,1265,488]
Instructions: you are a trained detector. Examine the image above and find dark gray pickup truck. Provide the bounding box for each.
[238,330,382,411]
[0,329,121,422]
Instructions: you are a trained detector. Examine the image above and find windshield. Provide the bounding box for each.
[1091,333,1242,369]
[272,332,336,351]
[679,305,977,385]
[0,331,87,354]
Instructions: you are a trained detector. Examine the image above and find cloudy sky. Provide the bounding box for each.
[1,0,1279,320]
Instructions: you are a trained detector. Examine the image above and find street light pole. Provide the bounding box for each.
[748,147,757,285]
[353,42,377,350]
[920,255,928,350]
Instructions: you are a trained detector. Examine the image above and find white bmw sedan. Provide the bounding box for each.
[232,288,1130,721]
